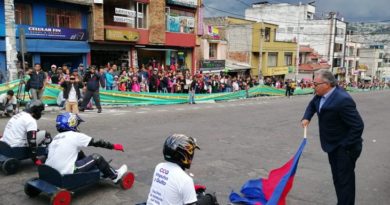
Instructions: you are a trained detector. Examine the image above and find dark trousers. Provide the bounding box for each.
[75,153,116,178]
[328,143,362,205]
[81,90,101,110]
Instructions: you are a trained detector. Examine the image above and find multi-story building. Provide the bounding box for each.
[90,0,202,73]
[4,0,91,72]
[345,32,361,82]
[200,16,297,80]
[200,17,252,75]
[245,2,346,75]
[359,46,386,81]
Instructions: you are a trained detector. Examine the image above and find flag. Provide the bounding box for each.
[230,138,307,205]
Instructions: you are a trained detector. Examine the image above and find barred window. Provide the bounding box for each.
[15,3,32,25]
[46,7,81,28]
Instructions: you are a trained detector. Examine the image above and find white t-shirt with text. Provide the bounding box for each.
[45,131,92,175]
[1,112,37,147]
[147,162,197,205]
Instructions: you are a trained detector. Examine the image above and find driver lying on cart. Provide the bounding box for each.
[1,100,51,164]
[45,112,127,183]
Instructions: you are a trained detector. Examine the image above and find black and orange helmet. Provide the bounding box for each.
[163,134,200,169]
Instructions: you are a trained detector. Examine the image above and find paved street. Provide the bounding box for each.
[0,90,389,205]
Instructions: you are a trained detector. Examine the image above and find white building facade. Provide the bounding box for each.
[359,47,388,81]
[245,2,346,74]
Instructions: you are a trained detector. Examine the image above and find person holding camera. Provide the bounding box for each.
[61,75,83,114]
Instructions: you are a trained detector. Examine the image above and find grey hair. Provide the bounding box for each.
[315,69,337,87]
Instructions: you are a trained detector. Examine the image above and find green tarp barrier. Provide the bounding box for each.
[0,80,384,106]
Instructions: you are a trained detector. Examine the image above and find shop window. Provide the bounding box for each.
[166,8,195,33]
[284,52,293,66]
[268,52,278,67]
[15,3,32,25]
[209,43,217,59]
[104,0,148,29]
[264,27,271,42]
[46,7,81,28]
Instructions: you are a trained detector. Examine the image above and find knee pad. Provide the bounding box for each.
[91,153,103,164]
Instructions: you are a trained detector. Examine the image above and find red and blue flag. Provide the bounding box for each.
[229,138,307,205]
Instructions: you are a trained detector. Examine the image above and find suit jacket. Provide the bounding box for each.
[303,86,364,153]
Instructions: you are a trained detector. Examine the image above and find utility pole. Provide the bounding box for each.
[4,0,18,81]
[258,21,264,84]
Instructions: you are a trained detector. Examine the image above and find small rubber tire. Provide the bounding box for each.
[24,178,41,198]
[120,172,135,190]
[2,158,19,175]
[50,189,72,205]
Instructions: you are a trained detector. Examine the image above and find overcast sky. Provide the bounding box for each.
[203,0,390,22]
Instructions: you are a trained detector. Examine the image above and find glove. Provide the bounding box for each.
[113,144,124,152]
[195,184,207,192]
[34,159,43,166]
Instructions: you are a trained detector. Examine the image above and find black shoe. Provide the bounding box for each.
[97,109,102,113]
[79,108,85,112]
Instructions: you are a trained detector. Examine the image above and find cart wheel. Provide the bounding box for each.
[120,172,135,190]
[2,158,19,175]
[50,189,71,205]
[24,178,41,198]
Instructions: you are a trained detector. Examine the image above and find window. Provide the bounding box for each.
[166,8,195,33]
[136,2,148,29]
[333,58,341,67]
[15,3,32,25]
[336,28,344,37]
[264,27,271,42]
[287,27,294,33]
[209,43,217,58]
[378,62,382,68]
[334,43,343,52]
[46,8,81,28]
[284,52,293,66]
[306,12,314,20]
[268,53,278,67]
[104,0,148,29]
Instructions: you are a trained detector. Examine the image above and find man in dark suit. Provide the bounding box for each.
[301,69,364,205]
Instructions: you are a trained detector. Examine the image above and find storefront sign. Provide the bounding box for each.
[115,8,136,17]
[200,60,225,71]
[17,25,87,41]
[263,67,288,76]
[167,0,197,8]
[105,29,139,42]
[114,16,135,24]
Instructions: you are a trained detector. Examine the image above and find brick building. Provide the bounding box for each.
[90,0,203,73]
